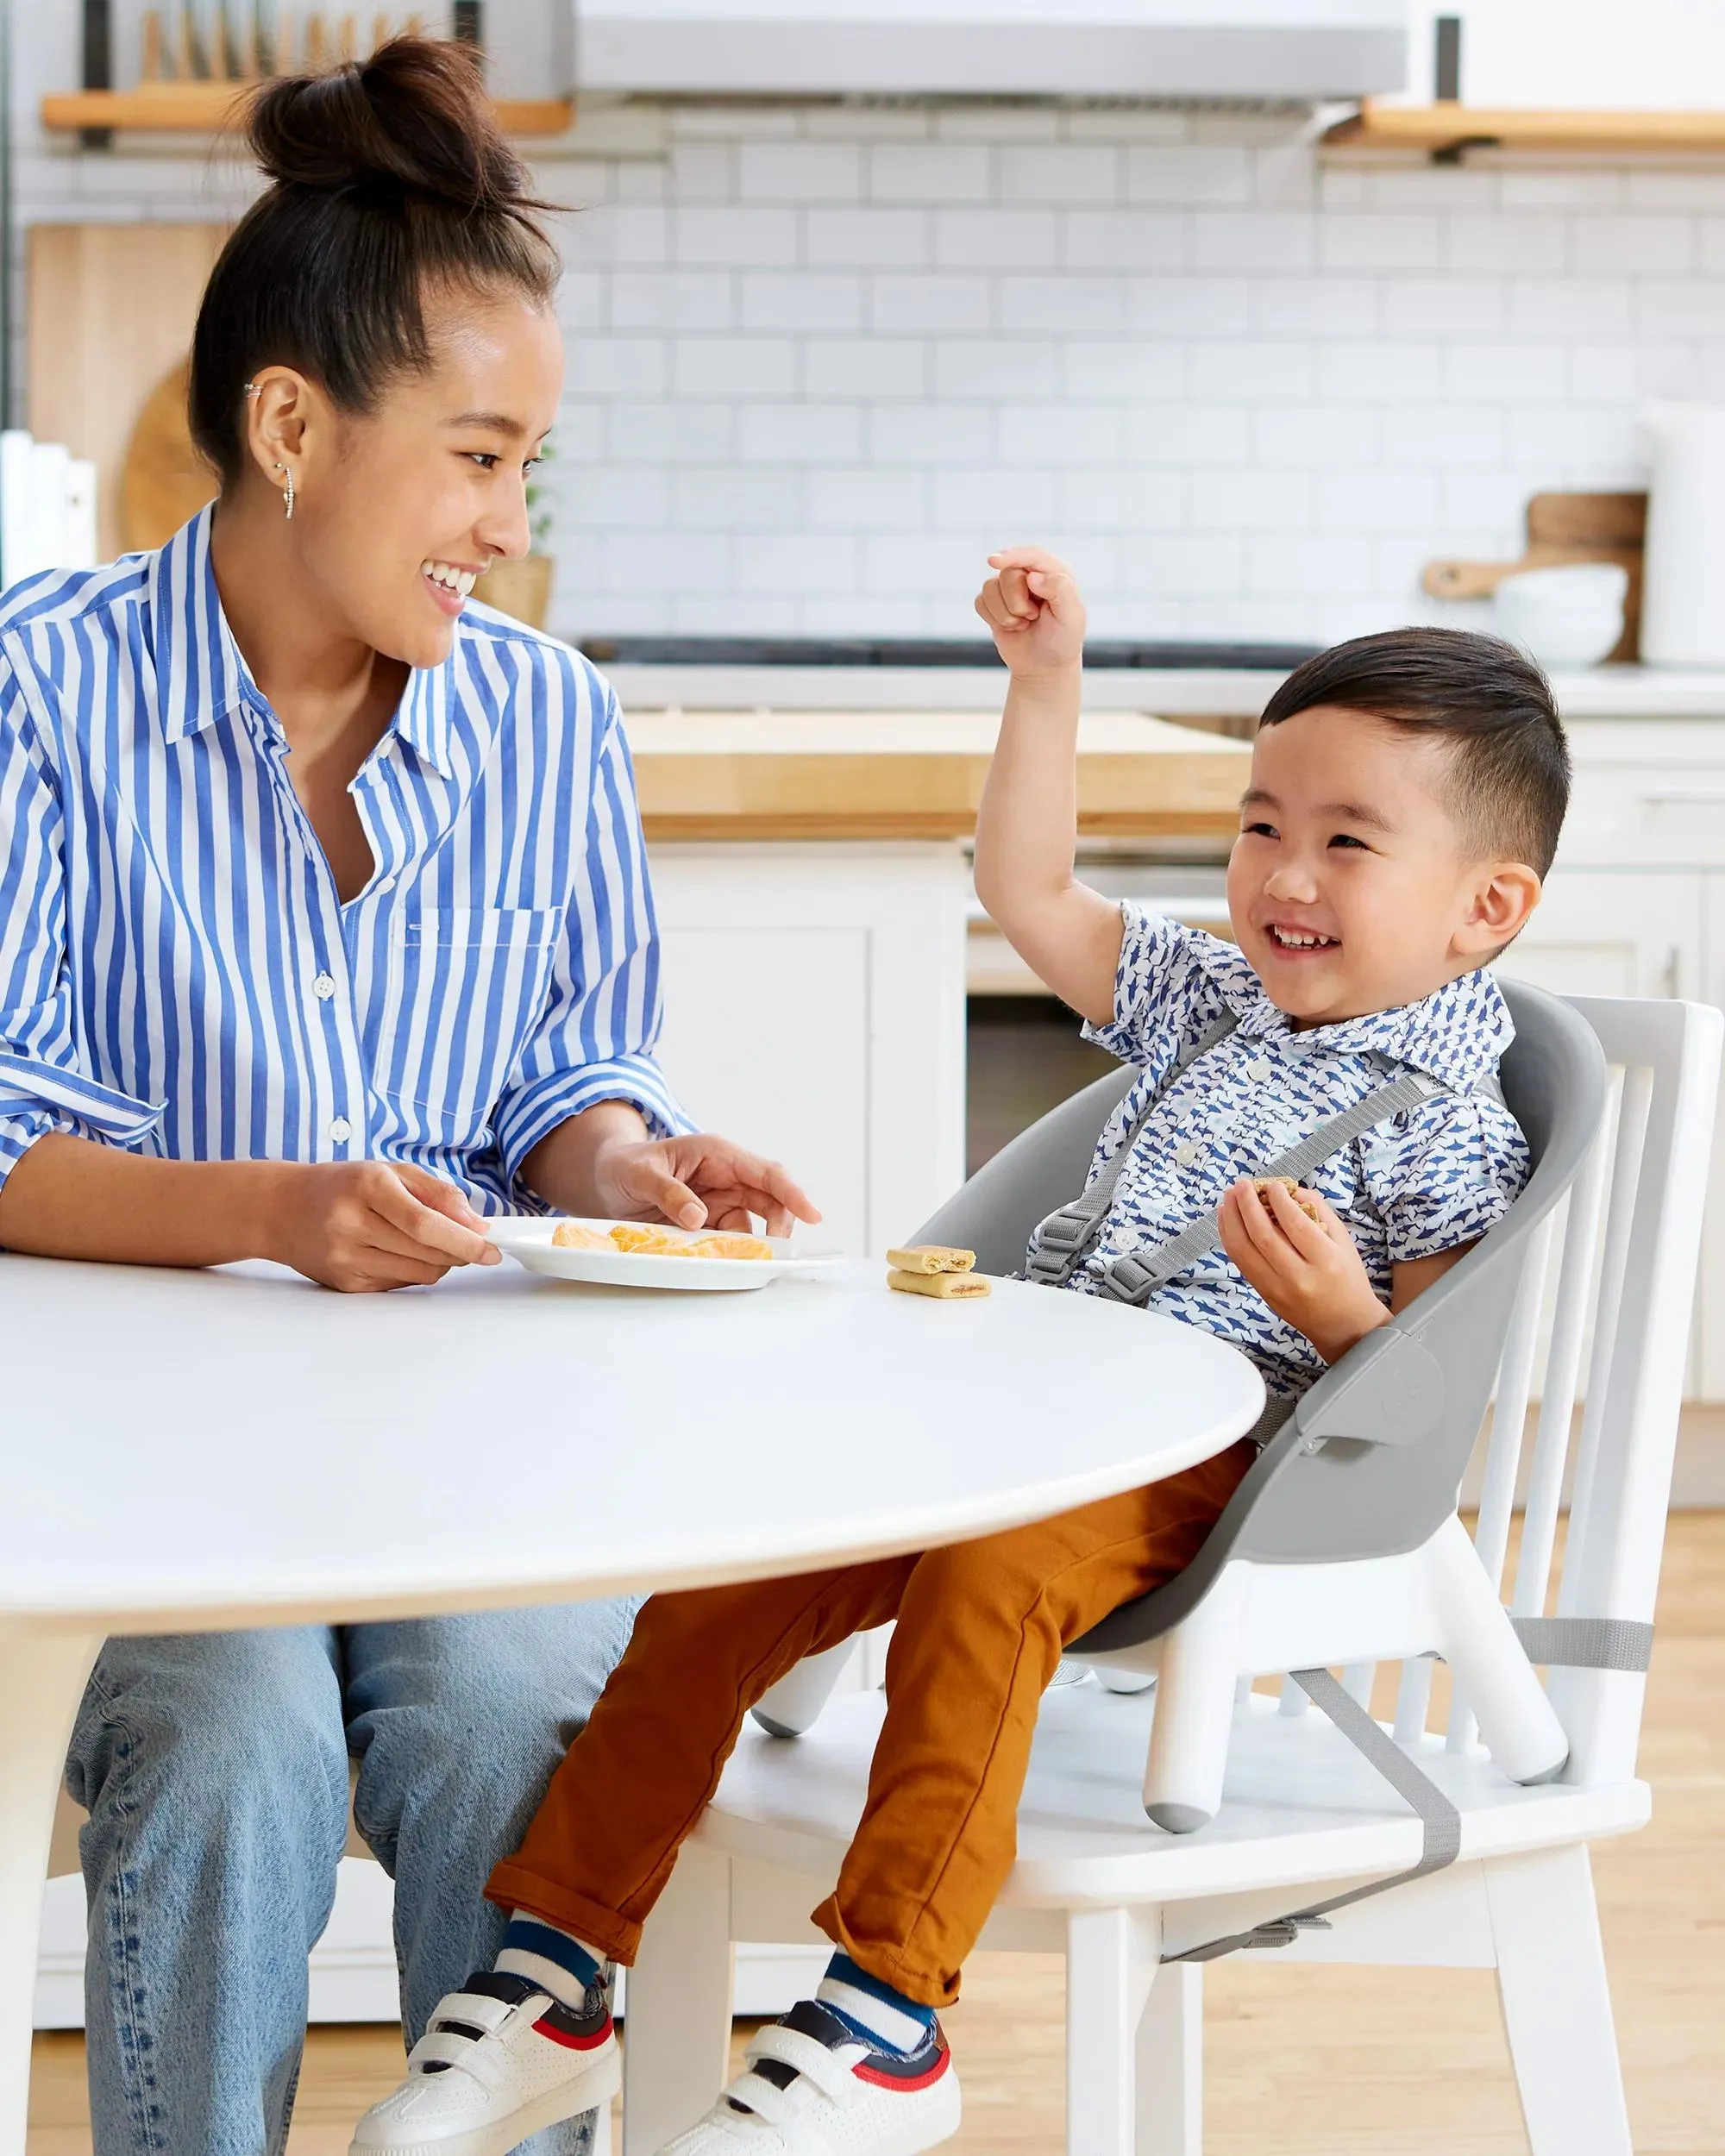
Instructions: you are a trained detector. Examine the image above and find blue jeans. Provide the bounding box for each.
[64,1601,642,2156]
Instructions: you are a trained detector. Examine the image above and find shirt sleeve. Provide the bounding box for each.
[490,690,695,1188]
[1081,902,1226,1066]
[0,662,163,1200]
[1360,1087,1532,1265]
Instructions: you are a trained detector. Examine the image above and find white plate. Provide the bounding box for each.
[486,1216,847,1293]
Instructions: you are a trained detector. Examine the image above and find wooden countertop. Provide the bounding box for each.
[627,710,1250,841]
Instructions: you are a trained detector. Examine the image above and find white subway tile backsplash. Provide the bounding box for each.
[802,339,929,399]
[868,405,994,467]
[1189,468,1313,533]
[1191,210,1318,273]
[1125,145,1252,206]
[737,405,865,463]
[869,144,993,204]
[1061,342,1186,400]
[740,272,865,333]
[931,467,1061,530]
[999,146,1121,206]
[1571,214,1696,275]
[932,340,1061,399]
[674,206,800,267]
[998,276,1126,338]
[806,207,931,268]
[50,102,1716,642]
[1061,210,1190,272]
[1320,214,1443,273]
[737,142,862,204]
[673,338,798,397]
[934,208,1061,270]
[1445,213,1569,273]
[869,275,992,335]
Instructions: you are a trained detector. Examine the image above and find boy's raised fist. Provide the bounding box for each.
[975,546,1086,680]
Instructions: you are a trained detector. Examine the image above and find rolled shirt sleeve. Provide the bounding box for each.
[491,695,694,1188]
[1082,902,1232,1067]
[0,668,163,1196]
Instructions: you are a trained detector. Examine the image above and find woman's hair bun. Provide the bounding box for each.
[245,34,536,213]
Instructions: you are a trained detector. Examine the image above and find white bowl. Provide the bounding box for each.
[1491,562,1628,669]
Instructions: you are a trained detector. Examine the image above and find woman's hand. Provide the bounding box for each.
[974,546,1087,681]
[1217,1178,1390,1365]
[591,1131,821,1238]
[263,1160,501,1293]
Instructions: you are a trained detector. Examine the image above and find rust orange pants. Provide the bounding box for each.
[486,1439,1255,2009]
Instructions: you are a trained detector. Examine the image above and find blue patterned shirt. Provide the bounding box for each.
[1041,905,1530,1399]
[0,505,689,1213]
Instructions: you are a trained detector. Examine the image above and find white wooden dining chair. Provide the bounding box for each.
[618,992,1721,2156]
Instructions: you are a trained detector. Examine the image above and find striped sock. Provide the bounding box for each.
[495,1912,605,2011]
[814,1952,937,2057]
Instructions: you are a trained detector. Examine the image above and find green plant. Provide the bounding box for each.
[528,437,555,554]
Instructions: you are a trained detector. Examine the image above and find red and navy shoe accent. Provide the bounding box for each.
[532,1990,616,2055]
[744,1999,952,2103]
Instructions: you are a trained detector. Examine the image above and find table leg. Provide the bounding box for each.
[0,1630,101,2156]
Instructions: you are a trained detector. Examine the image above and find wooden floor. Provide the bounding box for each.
[28,1514,1725,2154]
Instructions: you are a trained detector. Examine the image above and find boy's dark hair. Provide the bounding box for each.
[190,35,560,486]
[1258,626,1571,876]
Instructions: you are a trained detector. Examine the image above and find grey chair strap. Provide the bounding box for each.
[1511,1615,1653,1672]
[1024,1013,1239,1288]
[1099,1069,1442,1308]
[1166,1666,1463,1964]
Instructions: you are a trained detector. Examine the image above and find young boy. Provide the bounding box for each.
[351,551,1568,2156]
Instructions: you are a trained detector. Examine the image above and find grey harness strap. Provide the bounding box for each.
[1024,1013,1237,1289]
[1511,1615,1653,1672]
[1166,1666,1463,1964]
[1167,1616,1636,1964]
[1025,1013,1444,1305]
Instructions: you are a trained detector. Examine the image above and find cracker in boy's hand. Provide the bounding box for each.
[888,1267,992,1300]
[886,1244,976,1275]
[1251,1176,1324,1219]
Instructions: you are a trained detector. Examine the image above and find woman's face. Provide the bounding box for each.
[290,287,564,670]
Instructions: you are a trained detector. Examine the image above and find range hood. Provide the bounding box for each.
[572,1,1408,102]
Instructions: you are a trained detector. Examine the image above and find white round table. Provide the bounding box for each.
[0,1252,1262,2150]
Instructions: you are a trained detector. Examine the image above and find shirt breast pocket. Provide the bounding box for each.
[378,907,566,1144]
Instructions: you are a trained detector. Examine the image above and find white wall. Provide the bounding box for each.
[10,9,1725,650]
[539,99,1725,647]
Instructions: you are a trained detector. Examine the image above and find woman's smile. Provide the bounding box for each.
[422,558,481,614]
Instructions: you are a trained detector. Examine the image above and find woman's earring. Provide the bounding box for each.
[274,461,295,521]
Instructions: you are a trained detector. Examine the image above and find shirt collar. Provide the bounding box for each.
[1194,937,1514,1089]
[148,502,457,778]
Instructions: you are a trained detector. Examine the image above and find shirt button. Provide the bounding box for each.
[1245,1057,1273,1082]
[1175,1140,1200,1166]
[329,1117,353,1144]
[312,972,336,1000]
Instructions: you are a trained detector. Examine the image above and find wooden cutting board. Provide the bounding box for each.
[123,356,220,552]
[1422,492,1647,663]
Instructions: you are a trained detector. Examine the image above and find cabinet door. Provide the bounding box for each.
[1490,868,1702,1001]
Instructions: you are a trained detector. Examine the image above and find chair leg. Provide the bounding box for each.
[1066,1907,1160,2156]
[1485,1846,1633,2156]
[621,1842,734,2156]
[1424,1518,1569,1783]
[1135,1963,1201,2156]
[1142,1568,1246,1832]
[751,1639,856,1738]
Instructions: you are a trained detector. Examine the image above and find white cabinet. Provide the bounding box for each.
[649,843,969,1258]
[1492,869,1703,1002]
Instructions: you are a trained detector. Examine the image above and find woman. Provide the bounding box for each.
[0,39,814,2156]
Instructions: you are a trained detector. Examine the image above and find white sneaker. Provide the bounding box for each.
[348,1969,619,2156]
[661,1998,960,2156]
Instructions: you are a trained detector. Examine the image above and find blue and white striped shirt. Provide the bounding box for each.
[0,505,687,1213]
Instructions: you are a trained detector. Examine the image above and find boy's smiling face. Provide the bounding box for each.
[1226,703,1543,1028]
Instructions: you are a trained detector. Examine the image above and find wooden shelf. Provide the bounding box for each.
[41,85,574,136]
[1325,98,1725,159]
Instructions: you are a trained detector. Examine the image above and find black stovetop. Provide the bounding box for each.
[578,636,1316,671]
